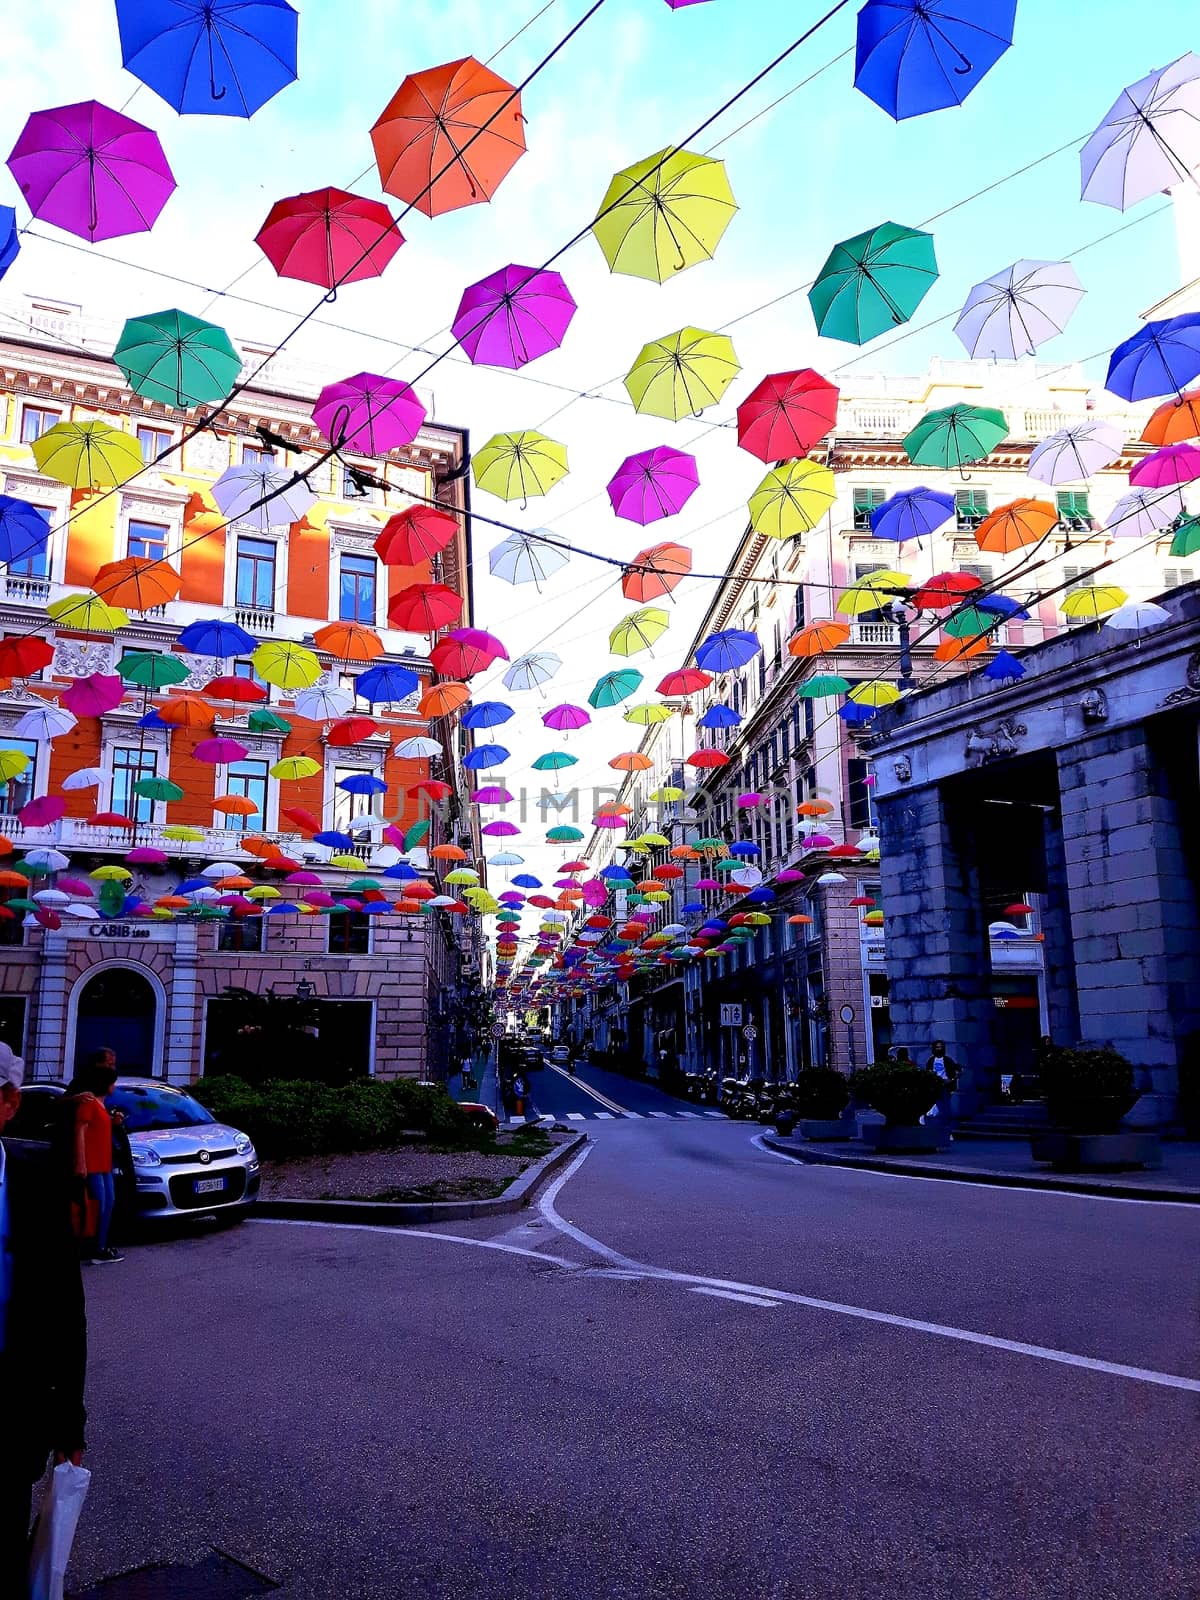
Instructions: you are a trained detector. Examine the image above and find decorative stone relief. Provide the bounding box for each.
[183,430,230,473]
[1161,649,1200,708]
[893,756,912,783]
[964,718,1027,765]
[177,654,217,691]
[52,639,115,677]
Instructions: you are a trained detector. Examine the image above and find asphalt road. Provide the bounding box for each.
[66,1064,1200,1600]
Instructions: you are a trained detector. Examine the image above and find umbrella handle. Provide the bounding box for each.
[206,19,228,102]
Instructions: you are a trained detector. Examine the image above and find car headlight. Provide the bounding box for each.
[131,1147,161,1168]
[234,1134,254,1157]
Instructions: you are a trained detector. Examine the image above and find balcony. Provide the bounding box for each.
[234,605,276,634]
[0,817,306,857]
[4,574,50,604]
[851,620,900,646]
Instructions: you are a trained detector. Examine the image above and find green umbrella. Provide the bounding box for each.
[404,818,431,851]
[546,825,584,843]
[798,674,851,699]
[5,898,39,913]
[903,405,1008,472]
[131,777,185,802]
[588,669,643,709]
[944,607,1002,640]
[248,708,292,734]
[532,751,578,772]
[11,860,50,878]
[114,309,243,409]
[117,651,191,690]
[808,221,938,345]
[1170,515,1200,558]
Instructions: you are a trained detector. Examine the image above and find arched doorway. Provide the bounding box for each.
[74,966,160,1077]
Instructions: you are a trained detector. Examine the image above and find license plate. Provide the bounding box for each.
[194,1176,226,1194]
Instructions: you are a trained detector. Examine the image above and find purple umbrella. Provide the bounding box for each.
[482,820,521,836]
[607,446,700,525]
[453,264,577,369]
[194,736,249,765]
[61,673,125,716]
[19,795,66,827]
[542,703,591,732]
[7,101,176,243]
[312,372,426,455]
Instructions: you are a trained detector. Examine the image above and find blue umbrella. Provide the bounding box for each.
[0,495,50,567]
[745,887,776,904]
[357,663,420,704]
[839,701,877,725]
[682,901,705,915]
[973,593,1029,618]
[138,710,171,729]
[600,865,633,881]
[267,902,301,915]
[729,841,760,857]
[383,862,418,880]
[116,0,300,118]
[870,486,956,542]
[462,701,514,730]
[360,900,392,915]
[0,206,18,282]
[983,649,1026,681]
[314,829,353,849]
[1106,315,1200,402]
[698,703,741,729]
[695,629,761,673]
[854,1,1017,121]
[463,744,511,770]
[177,618,257,657]
[175,878,209,895]
[337,773,387,796]
[512,874,542,888]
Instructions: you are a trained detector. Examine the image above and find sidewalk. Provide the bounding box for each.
[761,1131,1200,1201]
[451,1052,500,1121]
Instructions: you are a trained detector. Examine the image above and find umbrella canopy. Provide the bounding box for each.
[461,701,513,730]
[131,777,184,803]
[489,532,570,588]
[657,668,711,695]
[93,557,181,611]
[789,620,851,656]
[943,606,1003,640]
[1171,515,1200,557]
[356,663,420,704]
[588,670,642,708]
[388,581,463,633]
[157,694,212,729]
[293,686,353,721]
[1062,585,1128,621]
[463,744,509,770]
[607,448,699,525]
[252,640,321,689]
[177,618,256,657]
[610,608,670,657]
[431,628,507,678]
[46,592,128,632]
[327,716,378,745]
[503,652,561,691]
[809,222,938,344]
[212,463,316,530]
[1143,391,1200,447]
[1131,444,1200,489]
[983,650,1026,682]
[698,704,741,729]
[904,404,1007,470]
[0,496,50,570]
[624,327,740,420]
[453,264,576,368]
[870,486,956,543]
[1105,488,1185,538]
[625,703,672,726]
[591,147,736,283]
[473,432,568,502]
[13,704,75,739]
[372,56,526,217]
[696,630,760,673]
[116,650,189,689]
[0,205,18,281]
[64,764,107,791]
[62,674,125,716]
[1106,599,1172,631]
[748,459,837,540]
[256,185,403,288]
[622,543,692,602]
[911,572,982,609]
[312,621,383,662]
[1107,315,1200,401]
[854,1,1017,120]
[954,260,1085,360]
[736,369,839,462]
[375,504,457,566]
[271,756,321,781]
[543,704,590,732]
[532,751,577,771]
[1028,420,1125,485]
[7,100,175,243]
[32,421,143,489]
[115,0,298,117]
[313,372,425,455]
[114,308,241,407]
[393,736,443,759]
[975,498,1058,554]
[1081,52,1200,211]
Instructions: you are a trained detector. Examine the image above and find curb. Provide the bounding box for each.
[759,1133,1200,1203]
[254,1132,587,1226]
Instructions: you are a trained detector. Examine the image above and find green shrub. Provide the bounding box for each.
[1038,1043,1136,1132]
[849,1062,942,1126]
[793,1069,850,1119]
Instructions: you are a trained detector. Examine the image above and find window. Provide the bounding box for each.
[20,405,60,443]
[218,917,266,953]
[111,747,157,823]
[137,425,173,465]
[332,765,381,832]
[0,737,38,816]
[225,758,269,832]
[242,443,275,467]
[1062,566,1087,597]
[848,757,875,831]
[235,537,276,610]
[232,659,268,694]
[1163,566,1196,592]
[7,505,51,577]
[852,487,886,531]
[955,490,989,532]
[339,553,378,623]
[341,464,376,501]
[958,562,994,584]
[328,910,371,955]
[1056,491,1092,533]
[127,519,169,561]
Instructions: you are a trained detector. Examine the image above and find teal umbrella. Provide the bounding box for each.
[116,651,191,689]
[903,405,1008,473]
[798,674,851,699]
[808,221,938,345]
[944,606,1002,640]
[588,669,643,709]
[532,751,578,771]
[131,776,185,802]
[114,308,242,408]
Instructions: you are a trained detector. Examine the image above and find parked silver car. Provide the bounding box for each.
[109,1079,260,1221]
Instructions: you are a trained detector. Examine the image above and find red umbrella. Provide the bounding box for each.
[737,369,840,463]
[414,778,453,801]
[657,668,712,696]
[87,811,135,828]
[912,572,983,609]
[686,749,730,768]
[623,542,693,601]
[0,636,54,676]
[431,628,507,678]
[255,186,404,289]
[388,582,463,633]
[327,716,379,746]
[375,505,458,566]
[205,675,268,703]
[281,807,321,832]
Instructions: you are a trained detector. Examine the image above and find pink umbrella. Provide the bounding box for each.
[59,878,94,897]
[542,703,590,732]
[775,869,805,884]
[306,891,336,907]
[62,674,125,717]
[607,447,700,525]
[286,871,322,885]
[452,264,577,369]
[19,795,66,826]
[126,847,167,865]
[593,815,628,830]
[736,791,764,808]
[473,786,513,805]
[382,825,405,849]
[7,101,176,243]
[803,832,835,849]
[312,372,426,455]
[194,736,248,764]
[694,877,721,891]
[481,820,520,836]
[1130,443,1200,488]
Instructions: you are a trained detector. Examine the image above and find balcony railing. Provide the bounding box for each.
[851,620,900,646]
[4,574,51,603]
[234,605,276,634]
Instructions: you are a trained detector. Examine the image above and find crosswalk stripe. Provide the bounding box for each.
[593,1111,614,1120]
[565,1113,586,1121]
[647,1111,671,1118]
[701,1110,726,1118]
[676,1111,701,1118]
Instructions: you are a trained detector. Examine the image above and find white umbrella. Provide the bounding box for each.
[1027,421,1125,485]
[295,685,354,721]
[212,464,317,532]
[502,651,562,692]
[13,705,76,740]
[487,851,524,866]
[1105,599,1172,630]
[954,261,1085,360]
[729,865,763,889]
[61,767,105,791]
[1081,52,1200,211]
[23,848,70,871]
[393,735,442,759]
[1106,487,1186,538]
[816,871,846,885]
[33,888,69,905]
[346,814,377,835]
[183,885,220,902]
[201,861,243,879]
[64,902,97,918]
[427,895,457,908]
[488,531,570,588]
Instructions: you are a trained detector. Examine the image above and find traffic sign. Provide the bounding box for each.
[839,1004,855,1025]
[720,1004,743,1027]
[742,1023,757,1041]
[490,1022,504,1039]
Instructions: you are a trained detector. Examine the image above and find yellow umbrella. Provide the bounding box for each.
[270,755,321,780]
[849,681,901,708]
[623,702,673,725]
[0,749,31,782]
[591,148,738,284]
[649,785,685,802]
[1062,585,1127,620]
[90,865,132,881]
[161,825,205,842]
[253,641,322,689]
[31,421,143,489]
[748,459,837,541]
[445,868,480,885]
[744,912,772,926]
[46,593,130,632]
[246,885,280,901]
[638,832,670,848]
[836,572,912,616]
[472,431,568,502]
[328,852,362,868]
[610,606,670,656]
[624,327,741,421]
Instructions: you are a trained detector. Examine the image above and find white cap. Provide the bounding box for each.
[0,1041,25,1090]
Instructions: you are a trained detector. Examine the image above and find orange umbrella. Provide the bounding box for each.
[1142,390,1200,447]
[0,869,28,888]
[371,57,527,218]
[215,874,255,889]
[242,836,282,859]
[431,843,467,861]
[622,542,693,602]
[93,557,181,611]
[157,695,213,729]
[313,621,384,661]
[610,752,653,772]
[405,879,436,899]
[213,795,260,816]
[797,800,834,816]
[419,682,471,718]
[596,802,633,817]
[788,913,813,926]
[789,619,850,657]
[0,837,13,856]
[395,897,424,914]
[934,634,990,662]
[156,896,192,911]
[671,844,700,860]
[974,499,1057,554]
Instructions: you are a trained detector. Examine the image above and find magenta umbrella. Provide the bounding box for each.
[453,264,577,369]
[7,101,176,243]
[607,446,700,524]
[194,736,248,764]
[542,702,590,732]
[312,372,426,455]
[482,820,521,836]
[803,832,835,849]
[19,795,66,827]
[593,815,628,830]
[473,785,513,804]
[736,791,764,808]
[61,673,125,716]
[1130,443,1200,489]
[126,846,167,865]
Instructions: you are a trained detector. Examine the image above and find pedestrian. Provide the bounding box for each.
[0,1041,89,1594]
[926,1038,961,1142]
[64,1053,123,1264]
[892,1045,914,1066]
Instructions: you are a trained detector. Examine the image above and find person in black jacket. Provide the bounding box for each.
[0,1043,88,1594]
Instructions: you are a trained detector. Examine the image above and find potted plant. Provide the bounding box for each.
[1031,1043,1160,1171]
[793,1068,852,1141]
[849,1061,946,1152]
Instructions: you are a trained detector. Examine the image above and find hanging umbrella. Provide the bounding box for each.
[610,608,670,656]
[836,572,910,615]
[809,222,938,344]
[252,641,321,689]
[45,593,129,633]
[0,496,50,569]
[461,702,513,730]
[115,0,298,117]
[657,668,712,695]
[736,369,839,463]
[1106,487,1185,538]
[798,674,852,699]
[375,505,457,565]
[431,628,507,678]
[132,777,185,803]
[983,650,1025,682]
[943,607,1002,640]
[463,744,510,771]
[293,686,354,721]
[502,652,561,692]
[19,796,66,827]
[271,756,321,780]
[7,100,176,242]
[591,147,737,283]
[212,463,315,530]
[388,582,463,633]
[1028,420,1125,485]
[610,753,653,773]
[177,618,256,657]
[954,261,1085,360]
[372,57,526,217]
[868,486,956,544]
[698,704,741,730]
[62,674,125,716]
[312,621,383,662]
[789,620,851,656]
[337,773,387,796]
[313,372,425,454]
[91,557,180,612]
[0,205,18,281]
[0,750,30,782]
[1106,315,1200,402]
[473,432,568,502]
[256,185,403,288]
[327,716,378,745]
[911,573,982,609]
[974,498,1058,554]
[748,459,837,541]
[1131,443,1200,489]
[854,1,1017,120]
[157,694,212,729]
[11,701,74,740]
[1106,600,1172,632]
[1171,516,1200,557]
[543,704,590,732]
[696,630,760,673]
[622,543,693,603]
[607,448,699,525]
[588,670,643,708]
[1143,391,1200,447]
[488,532,570,588]
[356,663,420,703]
[904,404,1007,471]
[624,703,672,726]
[624,327,740,420]
[531,751,578,771]
[32,421,143,489]
[1081,53,1200,211]
[453,264,576,368]
[1062,585,1128,621]
[114,309,242,407]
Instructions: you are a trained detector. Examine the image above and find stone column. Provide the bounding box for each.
[1038,803,1080,1048]
[30,932,70,1081]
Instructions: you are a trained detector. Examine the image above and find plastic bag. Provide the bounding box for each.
[28,1461,91,1600]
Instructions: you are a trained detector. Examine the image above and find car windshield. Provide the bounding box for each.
[108,1083,215,1133]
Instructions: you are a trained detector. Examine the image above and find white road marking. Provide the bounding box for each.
[701,1110,726,1119]
[676,1112,701,1119]
[690,1287,780,1308]
[646,1111,671,1118]
[593,1111,614,1120]
[565,1113,587,1121]
[251,1218,579,1270]
[546,1062,630,1114]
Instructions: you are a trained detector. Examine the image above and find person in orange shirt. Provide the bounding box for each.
[67,1053,123,1265]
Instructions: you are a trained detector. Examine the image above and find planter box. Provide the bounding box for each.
[1031,1131,1162,1172]
[862,1123,945,1153]
[799,1118,854,1142]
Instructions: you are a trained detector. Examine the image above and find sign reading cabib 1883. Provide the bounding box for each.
[88,924,152,939]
